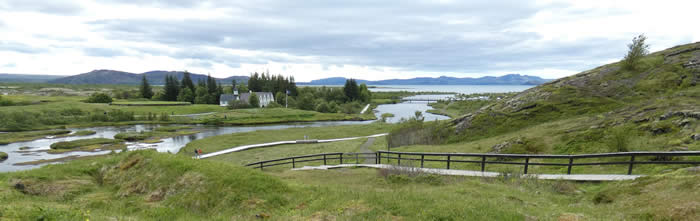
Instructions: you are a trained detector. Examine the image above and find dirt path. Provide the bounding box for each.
[358,137,376,164]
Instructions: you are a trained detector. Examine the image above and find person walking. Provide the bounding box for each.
[194,148,199,159]
[198,149,203,158]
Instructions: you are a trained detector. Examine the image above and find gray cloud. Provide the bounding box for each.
[0,41,48,54]
[83,47,125,57]
[0,0,82,15]
[3,0,656,77]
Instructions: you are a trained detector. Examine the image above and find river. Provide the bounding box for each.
[1,85,532,172]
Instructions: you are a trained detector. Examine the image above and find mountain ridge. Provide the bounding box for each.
[300,74,551,85]
[46,70,249,85]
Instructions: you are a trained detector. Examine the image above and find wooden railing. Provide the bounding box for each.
[245,152,377,170]
[245,151,700,175]
[377,151,700,175]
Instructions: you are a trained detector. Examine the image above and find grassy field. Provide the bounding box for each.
[180,123,393,156]
[0,95,375,132]
[1,95,226,115]
[110,101,192,106]
[1,150,698,220]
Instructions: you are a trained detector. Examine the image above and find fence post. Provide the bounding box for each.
[378,152,381,164]
[524,157,530,174]
[447,155,451,169]
[260,162,264,170]
[567,157,573,174]
[398,153,401,166]
[481,156,486,172]
[420,155,425,168]
[356,154,359,164]
[323,154,327,165]
[340,153,343,164]
[292,158,296,168]
[627,155,635,175]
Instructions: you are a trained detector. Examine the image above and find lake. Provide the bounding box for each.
[368,85,534,94]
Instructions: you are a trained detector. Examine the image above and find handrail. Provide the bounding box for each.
[245,151,700,175]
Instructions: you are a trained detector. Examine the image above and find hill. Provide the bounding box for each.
[47,70,249,85]
[0,74,64,83]
[439,41,700,153]
[301,74,551,85]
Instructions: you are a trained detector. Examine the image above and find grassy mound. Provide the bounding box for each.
[50,138,123,149]
[0,150,289,220]
[0,130,71,145]
[115,127,199,142]
[0,151,7,161]
[2,151,698,220]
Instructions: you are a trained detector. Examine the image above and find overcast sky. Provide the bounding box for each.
[1,0,698,81]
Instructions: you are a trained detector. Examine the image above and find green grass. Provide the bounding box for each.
[0,130,71,144]
[0,151,7,161]
[115,129,199,142]
[110,101,191,106]
[1,150,698,220]
[209,139,369,165]
[49,138,123,150]
[180,123,393,156]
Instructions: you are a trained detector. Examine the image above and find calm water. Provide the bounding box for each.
[0,121,369,172]
[369,85,534,94]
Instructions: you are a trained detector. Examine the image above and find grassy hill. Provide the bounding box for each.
[439,42,699,154]
[1,42,699,220]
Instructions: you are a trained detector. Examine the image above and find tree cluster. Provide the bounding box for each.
[291,79,371,113]
[247,72,298,98]
[150,71,223,105]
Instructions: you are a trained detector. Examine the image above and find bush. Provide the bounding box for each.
[226,100,251,109]
[387,117,453,148]
[86,93,113,103]
[265,102,282,108]
[249,92,260,108]
[606,127,631,152]
[622,34,649,71]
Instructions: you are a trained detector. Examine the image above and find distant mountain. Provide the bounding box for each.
[0,74,65,83]
[47,70,249,85]
[300,74,552,85]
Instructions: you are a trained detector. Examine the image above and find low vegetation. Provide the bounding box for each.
[115,127,198,142]
[180,123,392,157]
[0,151,7,161]
[0,130,71,144]
[1,150,698,220]
[49,138,123,150]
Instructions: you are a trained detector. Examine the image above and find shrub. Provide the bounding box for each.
[265,102,282,108]
[622,34,649,71]
[249,92,260,108]
[226,100,251,109]
[387,117,453,148]
[593,191,614,204]
[606,127,631,152]
[86,93,113,103]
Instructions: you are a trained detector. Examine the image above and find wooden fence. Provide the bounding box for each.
[245,151,700,175]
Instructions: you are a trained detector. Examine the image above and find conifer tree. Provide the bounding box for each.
[139,75,153,99]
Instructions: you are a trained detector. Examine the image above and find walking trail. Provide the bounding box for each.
[292,164,644,181]
[358,137,376,164]
[198,133,388,159]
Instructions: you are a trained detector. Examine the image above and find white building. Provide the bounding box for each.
[219,91,239,107]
